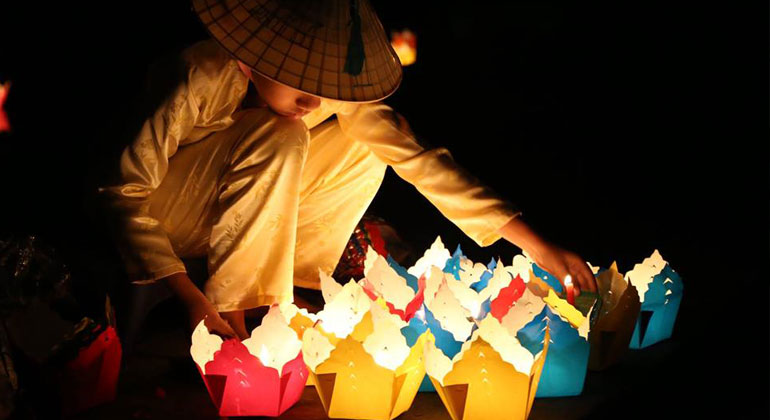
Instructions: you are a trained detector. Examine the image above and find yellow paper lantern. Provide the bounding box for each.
[425,315,550,420]
[303,277,431,420]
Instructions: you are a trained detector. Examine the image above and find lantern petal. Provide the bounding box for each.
[489,274,527,321]
[542,289,587,329]
[428,281,474,342]
[190,319,223,369]
[317,279,372,338]
[364,252,416,311]
[364,305,411,370]
[320,269,344,303]
[625,249,668,302]
[500,287,546,335]
[407,236,451,279]
[242,305,302,371]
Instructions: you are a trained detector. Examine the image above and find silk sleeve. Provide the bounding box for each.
[97,65,201,284]
[336,102,521,247]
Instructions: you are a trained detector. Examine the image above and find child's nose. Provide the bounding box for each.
[296,95,321,112]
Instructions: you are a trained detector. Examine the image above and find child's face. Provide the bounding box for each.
[238,61,321,119]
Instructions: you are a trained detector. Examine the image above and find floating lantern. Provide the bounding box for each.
[303,275,430,420]
[0,81,10,133]
[190,305,307,417]
[390,29,417,66]
[625,250,684,349]
[424,315,550,420]
[407,236,452,281]
[515,289,593,397]
[588,262,641,371]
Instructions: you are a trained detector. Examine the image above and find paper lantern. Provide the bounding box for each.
[303,276,430,420]
[390,29,417,66]
[403,239,535,392]
[407,236,452,281]
[0,81,10,133]
[516,289,593,397]
[424,315,550,420]
[625,250,684,348]
[360,248,426,321]
[190,305,307,417]
[588,262,641,371]
[59,325,122,417]
[403,279,475,392]
[279,301,319,386]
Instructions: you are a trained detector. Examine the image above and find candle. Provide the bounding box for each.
[565,275,575,306]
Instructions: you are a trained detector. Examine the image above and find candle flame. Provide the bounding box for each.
[564,275,573,287]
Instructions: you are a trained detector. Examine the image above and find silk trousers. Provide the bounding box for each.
[146,108,387,311]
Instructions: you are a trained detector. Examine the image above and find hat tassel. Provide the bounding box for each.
[344,0,365,75]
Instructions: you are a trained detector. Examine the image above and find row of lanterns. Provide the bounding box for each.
[191,237,683,419]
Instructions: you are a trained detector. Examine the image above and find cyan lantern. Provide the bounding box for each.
[629,263,683,349]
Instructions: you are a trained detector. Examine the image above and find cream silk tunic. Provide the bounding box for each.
[98,39,520,310]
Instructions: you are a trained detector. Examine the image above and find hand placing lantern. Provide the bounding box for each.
[190,305,307,417]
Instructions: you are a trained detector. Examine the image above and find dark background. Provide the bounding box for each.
[0,0,767,418]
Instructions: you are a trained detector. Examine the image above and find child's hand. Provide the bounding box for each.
[219,310,249,340]
[188,298,239,339]
[163,272,238,338]
[498,217,597,295]
[528,242,597,296]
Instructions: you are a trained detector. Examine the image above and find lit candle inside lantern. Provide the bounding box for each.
[565,275,575,306]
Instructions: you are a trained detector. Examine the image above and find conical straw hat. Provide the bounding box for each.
[192,0,403,102]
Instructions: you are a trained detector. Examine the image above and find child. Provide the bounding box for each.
[98,0,596,339]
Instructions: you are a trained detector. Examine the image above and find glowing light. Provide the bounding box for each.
[390,29,417,66]
[259,344,270,366]
[0,81,10,133]
[415,306,426,322]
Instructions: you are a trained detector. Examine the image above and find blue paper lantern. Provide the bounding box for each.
[517,306,590,398]
[630,264,683,349]
[401,305,465,392]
